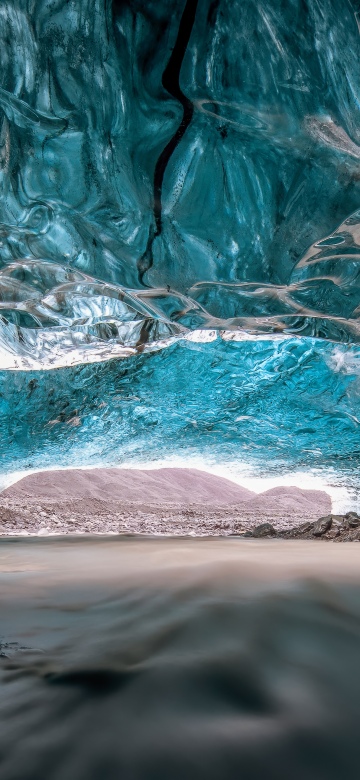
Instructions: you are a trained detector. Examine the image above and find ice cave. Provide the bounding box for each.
[0,0,359,500]
[3,5,360,779]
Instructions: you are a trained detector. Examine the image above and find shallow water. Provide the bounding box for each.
[1,536,360,779]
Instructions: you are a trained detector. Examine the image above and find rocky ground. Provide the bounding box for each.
[258,512,360,543]
[0,496,358,541]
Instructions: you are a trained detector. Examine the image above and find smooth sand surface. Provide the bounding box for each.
[1,535,360,588]
[2,537,360,779]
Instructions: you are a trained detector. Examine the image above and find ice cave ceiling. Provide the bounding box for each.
[0,0,360,486]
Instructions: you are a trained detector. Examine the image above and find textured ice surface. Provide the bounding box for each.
[0,1,360,479]
[1,337,359,498]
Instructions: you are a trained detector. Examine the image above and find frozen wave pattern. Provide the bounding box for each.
[1,254,360,368]
[0,1,360,366]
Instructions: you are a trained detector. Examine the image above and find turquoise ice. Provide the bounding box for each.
[0,0,359,485]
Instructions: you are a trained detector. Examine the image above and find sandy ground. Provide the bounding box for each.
[2,537,360,779]
[2,534,360,583]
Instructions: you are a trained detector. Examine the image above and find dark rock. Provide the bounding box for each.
[326,528,340,539]
[297,522,314,534]
[252,523,276,538]
[348,529,360,542]
[345,512,360,528]
[281,521,314,538]
[331,515,344,526]
[313,515,332,537]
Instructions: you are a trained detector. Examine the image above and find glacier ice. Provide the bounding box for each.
[0,0,360,483]
[1,336,360,497]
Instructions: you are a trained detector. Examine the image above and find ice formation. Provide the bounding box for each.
[0,0,360,489]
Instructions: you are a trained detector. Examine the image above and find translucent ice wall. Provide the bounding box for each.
[0,0,360,486]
